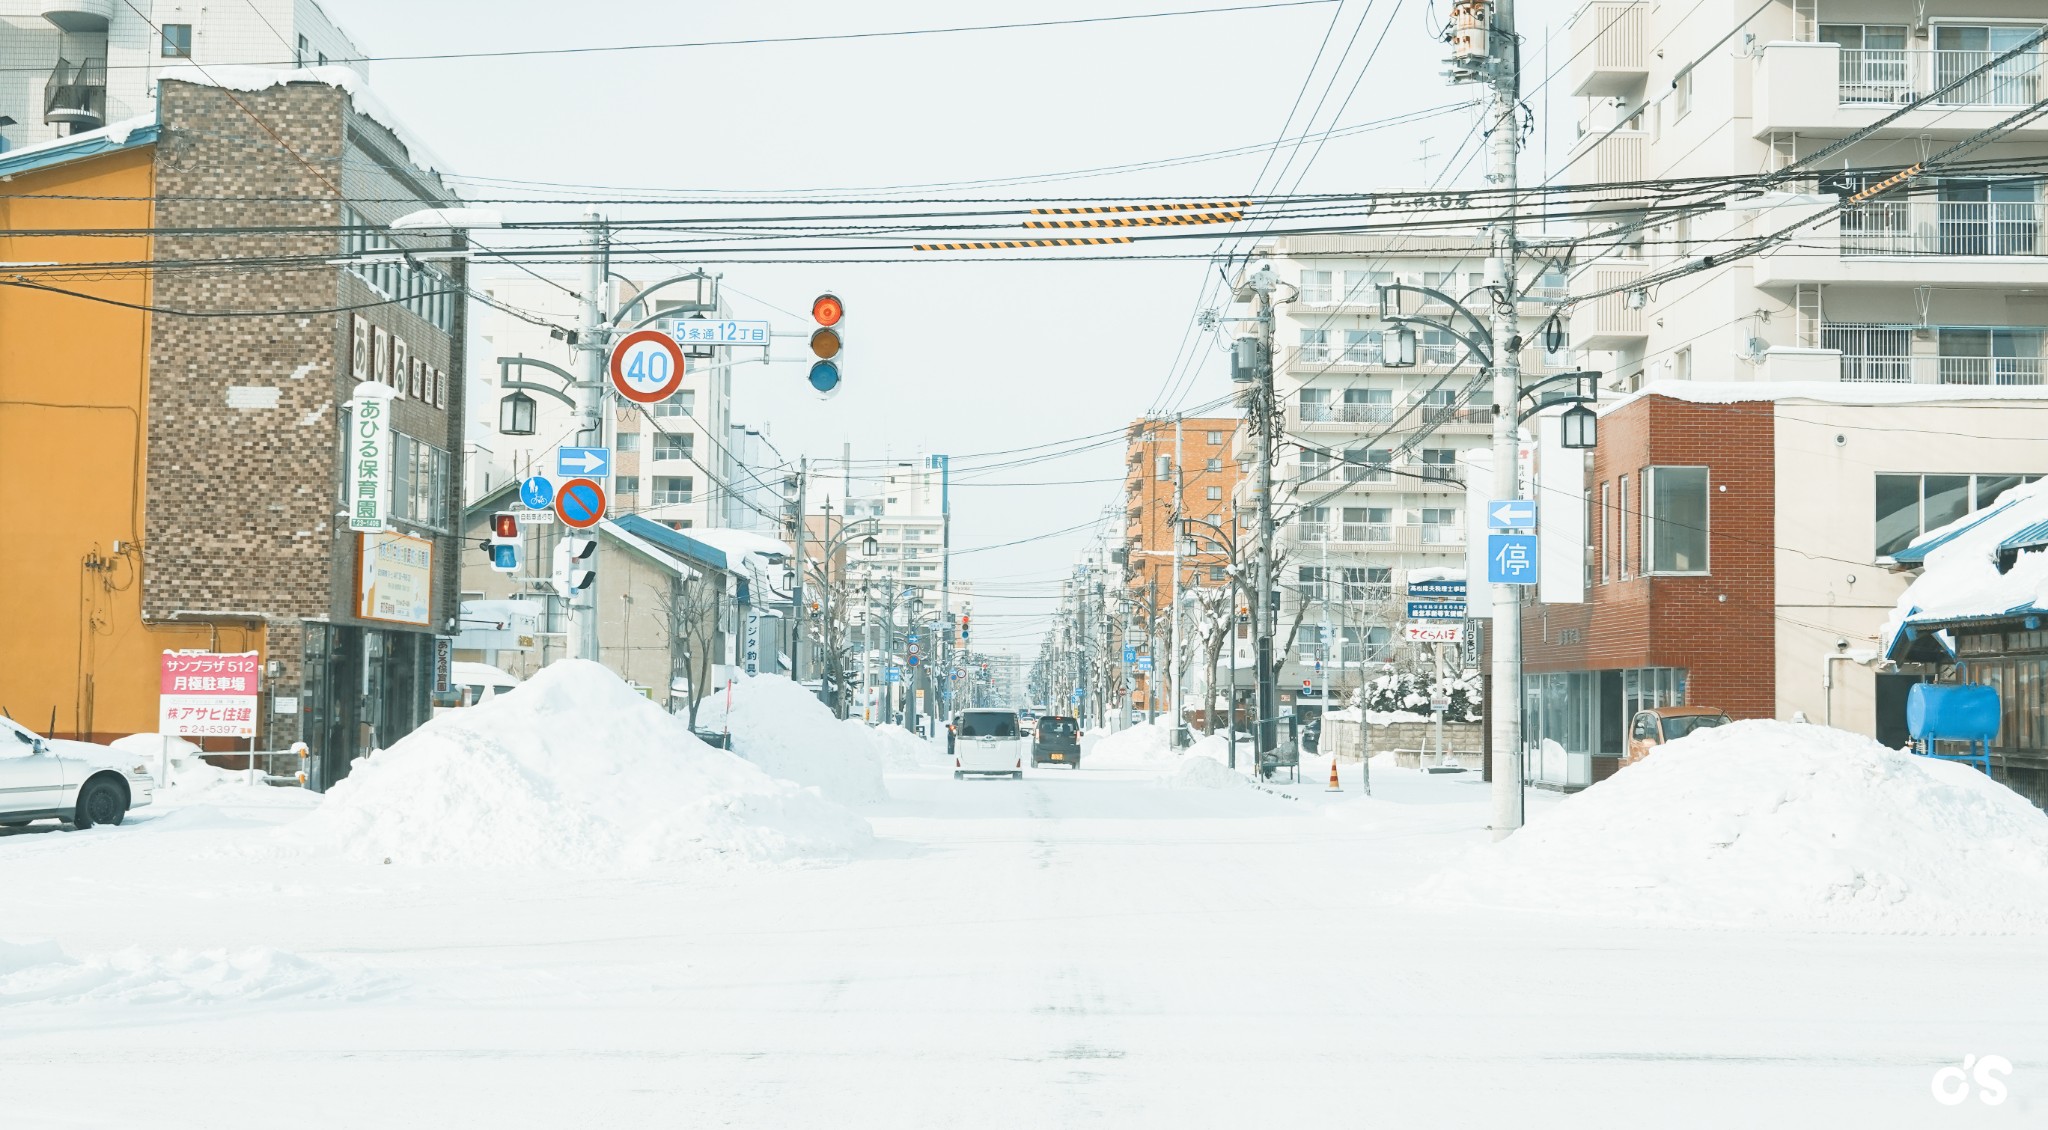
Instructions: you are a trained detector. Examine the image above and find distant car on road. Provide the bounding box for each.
[1,717,156,830]
[951,709,1026,779]
[1032,715,1080,768]
[1623,706,1733,767]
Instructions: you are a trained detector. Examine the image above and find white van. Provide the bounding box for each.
[951,709,1026,779]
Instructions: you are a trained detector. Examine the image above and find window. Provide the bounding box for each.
[1299,328,1330,362]
[162,23,193,57]
[1645,467,1709,573]
[1342,387,1393,423]
[1343,269,1390,303]
[1300,449,1331,482]
[653,476,694,505]
[388,435,450,530]
[1421,327,1459,365]
[1298,387,1331,420]
[653,390,697,417]
[615,475,640,496]
[655,433,694,461]
[297,34,308,66]
[1599,482,1611,583]
[1299,270,1333,304]
[1207,430,1224,445]
[1874,472,2045,557]
[1821,24,1910,102]
[1824,323,1914,383]
[1341,329,1380,364]
[1344,567,1391,601]
[1207,486,1223,501]
[1297,624,1328,662]
[318,52,327,66]
[340,207,457,332]
[1344,447,1392,483]
[1298,506,1330,542]
[1419,507,1460,544]
[1673,66,1693,119]
[1418,448,1457,479]
[1938,326,2045,386]
[1617,475,1630,578]
[615,432,640,452]
[1673,346,1692,383]
[1342,506,1391,542]
[1206,457,1222,472]
[1209,565,1228,582]
[1298,566,1327,601]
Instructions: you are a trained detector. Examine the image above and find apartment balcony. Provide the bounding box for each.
[1753,40,2048,142]
[1561,129,1648,215]
[1569,1,1646,97]
[43,56,105,131]
[1290,400,1395,430]
[41,0,112,32]
[1753,201,2048,289]
[1826,353,2045,387]
[1568,262,1648,350]
[1280,343,1403,374]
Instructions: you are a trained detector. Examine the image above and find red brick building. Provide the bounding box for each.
[1123,416,1241,712]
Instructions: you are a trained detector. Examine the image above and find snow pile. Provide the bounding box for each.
[1169,743,1249,789]
[869,724,943,770]
[1082,718,1178,769]
[0,940,388,1006]
[693,674,889,804]
[108,733,241,789]
[291,661,871,870]
[1428,721,2048,933]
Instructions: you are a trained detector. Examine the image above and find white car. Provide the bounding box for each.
[951,709,1027,779]
[1,717,156,830]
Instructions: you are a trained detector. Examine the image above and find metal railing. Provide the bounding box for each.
[1835,48,2044,107]
[44,56,105,125]
[1840,200,2045,257]
[1833,354,2045,385]
[1295,401,1397,424]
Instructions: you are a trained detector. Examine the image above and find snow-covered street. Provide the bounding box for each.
[5,735,2042,1127]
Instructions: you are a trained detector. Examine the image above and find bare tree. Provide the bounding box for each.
[654,570,724,732]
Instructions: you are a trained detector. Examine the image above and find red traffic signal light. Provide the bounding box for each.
[490,511,519,539]
[811,293,844,327]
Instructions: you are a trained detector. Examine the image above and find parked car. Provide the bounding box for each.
[951,709,1026,779]
[1,717,156,829]
[1031,715,1081,767]
[1623,706,1733,767]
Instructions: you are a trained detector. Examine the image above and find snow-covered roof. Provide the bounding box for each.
[1600,380,2048,416]
[451,662,520,688]
[1883,479,2048,656]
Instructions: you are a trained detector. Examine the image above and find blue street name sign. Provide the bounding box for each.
[556,446,611,479]
[1408,579,1465,597]
[1487,499,1538,530]
[1071,689,1084,703]
[1136,656,1154,672]
[1408,601,1467,620]
[519,476,554,510]
[1488,533,1540,584]
[885,667,902,683]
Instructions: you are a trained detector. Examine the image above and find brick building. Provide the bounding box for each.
[1521,383,2048,786]
[0,73,464,786]
[1121,415,1241,713]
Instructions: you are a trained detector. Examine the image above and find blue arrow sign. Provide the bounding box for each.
[557,447,611,478]
[1487,499,1538,530]
[519,476,555,510]
[1488,533,1540,585]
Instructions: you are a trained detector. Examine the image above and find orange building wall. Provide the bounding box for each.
[1122,416,1241,709]
[0,145,228,742]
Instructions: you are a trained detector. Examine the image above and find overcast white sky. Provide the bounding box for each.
[336,0,1575,652]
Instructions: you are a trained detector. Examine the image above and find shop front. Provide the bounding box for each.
[1522,666,1689,788]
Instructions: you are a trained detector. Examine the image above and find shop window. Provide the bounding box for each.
[1646,466,1709,574]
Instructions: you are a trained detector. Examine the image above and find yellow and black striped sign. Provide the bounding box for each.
[913,237,1137,252]
[1025,209,1245,229]
[1029,200,1251,215]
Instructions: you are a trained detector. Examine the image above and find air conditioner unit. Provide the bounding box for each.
[1739,337,1769,364]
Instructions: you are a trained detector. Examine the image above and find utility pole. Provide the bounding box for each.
[936,454,951,718]
[1247,264,1280,762]
[1168,413,1182,743]
[791,457,808,684]
[572,212,607,662]
[1476,0,1526,838]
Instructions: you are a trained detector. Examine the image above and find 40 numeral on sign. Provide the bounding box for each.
[608,330,686,405]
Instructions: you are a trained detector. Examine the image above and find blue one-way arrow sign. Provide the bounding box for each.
[1488,499,1537,529]
[557,447,611,478]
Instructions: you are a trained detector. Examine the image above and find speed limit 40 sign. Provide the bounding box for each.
[608,329,686,404]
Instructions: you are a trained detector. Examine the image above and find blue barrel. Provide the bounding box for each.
[1906,683,2000,742]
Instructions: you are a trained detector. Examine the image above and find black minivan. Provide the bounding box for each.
[1032,715,1081,768]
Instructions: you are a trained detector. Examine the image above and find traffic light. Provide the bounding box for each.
[551,535,596,600]
[959,613,970,646]
[488,511,520,573]
[808,292,843,395]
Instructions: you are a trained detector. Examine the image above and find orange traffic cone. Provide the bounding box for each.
[1326,759,1341,792]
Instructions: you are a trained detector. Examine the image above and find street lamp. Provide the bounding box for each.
[861,535,879,558]
[1560,402,1598,449]
[498,390,537,436]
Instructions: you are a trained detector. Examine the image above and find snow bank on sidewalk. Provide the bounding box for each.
[1428,720,2048,933]
[109,733,244,789]
[291,661,871,870]
[0,939,388,1005]
[693,674,889,803]
[1083,718,1177,769]
[869,723,944,771]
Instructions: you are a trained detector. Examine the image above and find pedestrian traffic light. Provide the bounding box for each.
[808,292,843,395]
[488,511,520,573]
[551,535,597,600]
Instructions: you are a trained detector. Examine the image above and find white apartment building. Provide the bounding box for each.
[1246,232,1564,698]
[0,0,361,146]
[840,460,947,600]
[1564,0,2048,392]
[472,273,755,534]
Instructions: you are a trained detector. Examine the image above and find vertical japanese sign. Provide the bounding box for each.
[743,611,762,676]
[159,651,261,738]
[348,381,397,533]
[434,637,453,695]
